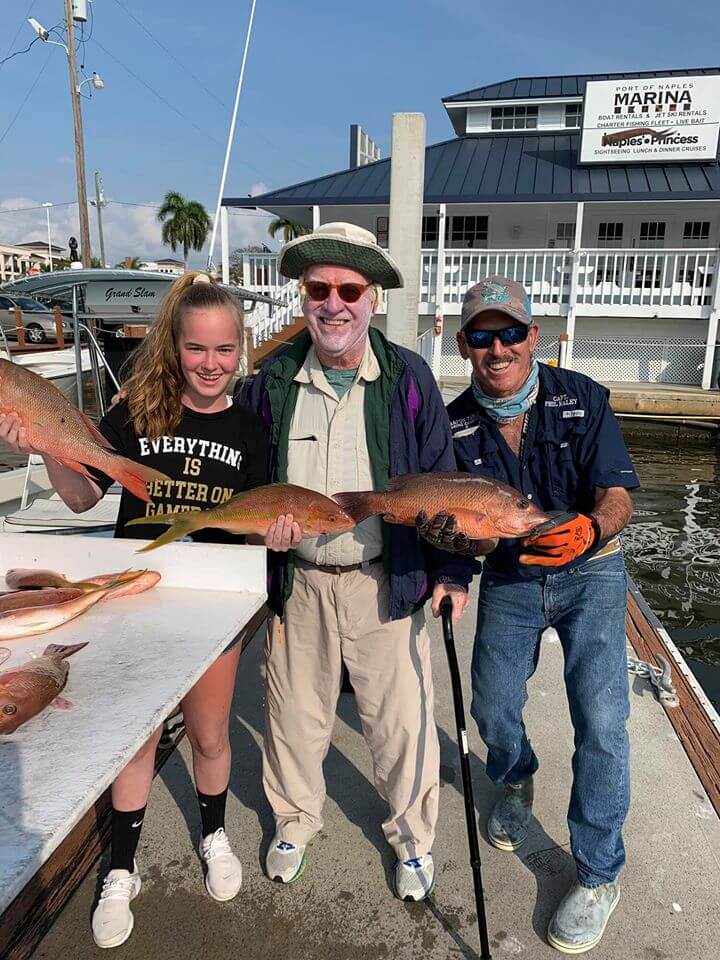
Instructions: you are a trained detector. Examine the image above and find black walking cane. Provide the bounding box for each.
[440,596,493,960]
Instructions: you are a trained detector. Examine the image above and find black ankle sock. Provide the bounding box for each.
[110,806,146,872]
[197,788,228,837]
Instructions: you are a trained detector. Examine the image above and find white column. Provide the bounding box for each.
[386,112,426,349]
[564,201,585,368]
[312,205,320,230]
[0,253,5,282]
[701,249,720,390]
[431,203,447,379]
[220,206,230,285]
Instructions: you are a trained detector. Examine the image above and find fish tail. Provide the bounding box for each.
[332,491,386,523]
[43,642,89,660]
[101,453,171,504]
[125,513,199,552]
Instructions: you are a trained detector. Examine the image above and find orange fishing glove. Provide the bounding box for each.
[519,512,599,567]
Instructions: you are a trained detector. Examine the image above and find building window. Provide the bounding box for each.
[683,221,711,244]
[564,103,582,128]
[376,216,388,247]
[421,216,439,246]
[448,215,488,249]
[555,222,576,248]
[490,105,538,130]
[639,221,666,248]
[597,222,624,248]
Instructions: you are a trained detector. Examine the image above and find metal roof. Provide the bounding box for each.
[442,68,720,103]
[225,132,720,208]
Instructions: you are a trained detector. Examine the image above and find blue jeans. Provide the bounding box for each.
[470,551,630,887]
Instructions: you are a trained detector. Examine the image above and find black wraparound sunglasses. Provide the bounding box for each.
[464,324,530,350]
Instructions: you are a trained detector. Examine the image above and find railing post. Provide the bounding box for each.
[53,306,65,349]
[701,248,720,390]
[431,203,447,380]
[14,306,25,349]
[564,202,585,369]
[220,206,230,285]
[557,333,569,368]
[242,253,250,289]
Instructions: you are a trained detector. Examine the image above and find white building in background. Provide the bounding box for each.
[223,67,720,389]
[0,242,55,282]
[140,258,185,276]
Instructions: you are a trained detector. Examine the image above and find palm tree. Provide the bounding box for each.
[157,191,211,272]
[268,218,310,244]
[114,257,142,269]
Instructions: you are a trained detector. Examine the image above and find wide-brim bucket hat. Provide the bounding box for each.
[279,222,404,289]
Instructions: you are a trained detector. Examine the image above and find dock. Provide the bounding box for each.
[17,580,720,960]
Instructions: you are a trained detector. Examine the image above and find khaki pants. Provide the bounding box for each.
[263,560,439,860]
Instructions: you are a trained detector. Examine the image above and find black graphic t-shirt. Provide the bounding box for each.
[93,399,269,542]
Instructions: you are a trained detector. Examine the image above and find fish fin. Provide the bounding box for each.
[124,514,176,528]
[43,642,89,659]
[81,412,115,449]
[133,516,199,552]
[101,569,147,595]
[332,491,384,523]
[101,455,172,504]
[52,696,74,710]
[55,458,94,479]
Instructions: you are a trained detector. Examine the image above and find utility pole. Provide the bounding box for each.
[92,171,107,267]
[64,0,92,267]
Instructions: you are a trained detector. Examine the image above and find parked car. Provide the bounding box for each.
[0,294,72,345]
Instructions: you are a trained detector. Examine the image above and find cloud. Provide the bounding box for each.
[249,182,269,197]
[0,196,273,266]
[55,155,74,166]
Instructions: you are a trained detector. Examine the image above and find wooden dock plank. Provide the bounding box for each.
[625,585,720,817]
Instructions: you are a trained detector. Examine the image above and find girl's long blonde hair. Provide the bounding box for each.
[123,271,244,439]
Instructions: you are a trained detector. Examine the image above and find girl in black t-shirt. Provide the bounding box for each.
[0,271,299,948]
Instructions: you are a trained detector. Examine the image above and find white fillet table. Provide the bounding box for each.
[0,532,267,919]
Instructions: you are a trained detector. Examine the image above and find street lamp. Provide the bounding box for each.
[42,203,54,271]
[27,8,103,268]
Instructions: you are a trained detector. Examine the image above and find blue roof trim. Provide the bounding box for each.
[224,132,720,209]
[442,68,720,103]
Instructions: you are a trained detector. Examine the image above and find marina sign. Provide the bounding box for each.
[579,75,720,164]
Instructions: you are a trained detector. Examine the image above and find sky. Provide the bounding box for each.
[1,0,719,265]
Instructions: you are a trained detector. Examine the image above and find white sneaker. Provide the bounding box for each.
[91,862,141,948]
[199,827,243,901]
[265,837,307,883]
[394,853,435,901]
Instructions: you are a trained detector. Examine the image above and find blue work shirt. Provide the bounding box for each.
[446,363,640,579]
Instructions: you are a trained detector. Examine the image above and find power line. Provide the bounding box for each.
[1,0,38,66]
[105,0,315,176]
[0,50,53,147]
[0,201,76,216]
[0,36,41,67]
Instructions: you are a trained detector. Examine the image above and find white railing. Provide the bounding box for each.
[575,248,717,314]
[421,249,573,312]
[243,247,718,321]
[247,278,302,348]
[416,328,434,367]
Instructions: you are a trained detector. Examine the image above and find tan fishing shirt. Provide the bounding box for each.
[287,341,384,566]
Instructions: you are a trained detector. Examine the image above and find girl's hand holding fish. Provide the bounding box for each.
[0,411,34,455]
[265,513,302,552]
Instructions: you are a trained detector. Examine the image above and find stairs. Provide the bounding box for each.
[247,279,304,367]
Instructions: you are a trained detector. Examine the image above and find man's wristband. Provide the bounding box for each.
[589,514,602,546]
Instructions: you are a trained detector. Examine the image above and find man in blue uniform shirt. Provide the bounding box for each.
[418,276,639,955]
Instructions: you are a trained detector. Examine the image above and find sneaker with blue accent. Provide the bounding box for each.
[547,879,620,954]
[393,853,435,901]
[265,836,307,883]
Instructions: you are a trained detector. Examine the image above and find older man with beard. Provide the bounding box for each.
[237,222,470,901]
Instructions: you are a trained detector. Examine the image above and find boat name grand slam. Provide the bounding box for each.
[104,286,158,303]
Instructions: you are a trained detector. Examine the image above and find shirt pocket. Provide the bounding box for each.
[453,433,501,477]
[538,421,587,500]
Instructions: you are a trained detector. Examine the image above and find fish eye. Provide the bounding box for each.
[517,499,530,510]
[2,704,17,715]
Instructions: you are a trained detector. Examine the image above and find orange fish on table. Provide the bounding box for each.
[4,568,161,599]
[0,642,88,734]
[334,472,551,540]
[0,358,170,502]
[124,482,356,552]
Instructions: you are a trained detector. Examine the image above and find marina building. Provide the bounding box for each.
[223,68,720,389]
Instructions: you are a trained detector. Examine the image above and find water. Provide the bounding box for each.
[622,423,720,710]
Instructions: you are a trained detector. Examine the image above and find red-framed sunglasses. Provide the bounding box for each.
[301,280,373,304]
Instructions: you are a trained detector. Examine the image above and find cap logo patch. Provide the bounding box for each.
[479,280,510,304]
